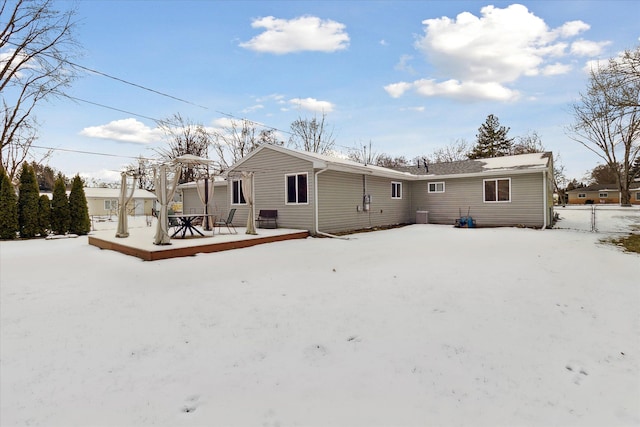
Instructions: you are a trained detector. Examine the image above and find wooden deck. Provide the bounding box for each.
[88,227,309,261]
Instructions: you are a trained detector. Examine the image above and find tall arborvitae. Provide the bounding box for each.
[68,175,90,235]
[50,175,70,235]
[0,168,19,240]
[38,195,51,237]
[468,114,514,159]
[17,163,40,238]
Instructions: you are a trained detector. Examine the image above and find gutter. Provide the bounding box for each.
[542,169,548,229]
[314,167,349,240]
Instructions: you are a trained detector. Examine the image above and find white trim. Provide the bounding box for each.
[483,178,511,203]
[230,178,246,205]
[428,181,445,193]
[599,192,608,198]
[391,181,402,199]
[285,172,309,205]
[577,193,586,198]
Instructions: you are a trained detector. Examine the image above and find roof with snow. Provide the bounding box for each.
[83,187,157,199]
[398,152,552,178]
[228,144,418,180]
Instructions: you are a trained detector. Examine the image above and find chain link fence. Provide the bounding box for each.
[553,205,640,234]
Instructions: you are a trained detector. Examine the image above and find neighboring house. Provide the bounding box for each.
[182,145,554,234]
[83,187,157,217]
[567,183,640,205]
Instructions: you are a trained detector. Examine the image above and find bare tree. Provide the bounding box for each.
[568,49,640,206]
[428,138,470,163]
[212,118,282,170]
[155,113,213,183]
[288,113,335,154]
[512,130,545,155]
[347,140,379,165]
[1,0,80,180]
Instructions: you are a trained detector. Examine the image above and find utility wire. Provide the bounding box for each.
[4,40,209,110]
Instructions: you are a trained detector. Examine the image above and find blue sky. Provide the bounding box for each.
[30,1,640,182]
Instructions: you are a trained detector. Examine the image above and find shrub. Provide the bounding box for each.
[38,195,51,237]
[0,168,19,240]
[68,175,90,235]
[17,163,40,238]
[50,175,70,235]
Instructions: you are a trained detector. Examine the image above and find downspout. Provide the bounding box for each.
[314,168,349,239]
[542,170,548,229]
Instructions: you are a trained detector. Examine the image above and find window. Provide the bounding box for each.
[231,179,246,204]
[636,192,640,201]
[484,178,511,202]
[578,193,586,198]
[104,199,118,210]
[286,173,308,204]
[428,182,445,193]
[599,192,608,198]
[391,182,402,199]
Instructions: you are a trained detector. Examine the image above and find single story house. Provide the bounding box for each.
[178,177,229,217]
[567,183,640,205]
[182,145,554,234]
[83,187,157,217]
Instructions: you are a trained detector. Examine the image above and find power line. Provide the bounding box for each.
[4,40,209,110]
[30,144,156,161]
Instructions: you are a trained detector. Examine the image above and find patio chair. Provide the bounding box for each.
[215,208,237,234]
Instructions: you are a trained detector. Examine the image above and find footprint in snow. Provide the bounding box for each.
[565,362,589,385]
[181,395,200,414]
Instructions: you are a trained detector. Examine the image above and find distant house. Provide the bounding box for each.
[567,183,640,205]
[182,145,554,234]
[83,187,157,217]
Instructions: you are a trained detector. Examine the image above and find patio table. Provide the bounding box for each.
[169,214,216,238]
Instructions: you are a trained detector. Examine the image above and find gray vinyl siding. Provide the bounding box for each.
[181,185,228,217]
[411,173,545,227]
[318,171,412,233]
[231,149,316,229]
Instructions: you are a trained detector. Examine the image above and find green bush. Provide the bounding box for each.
[38,195,51,237]
[0,168,19,240]
[50,175,70,235]
[68,175,90,235]
[17,163,40,238]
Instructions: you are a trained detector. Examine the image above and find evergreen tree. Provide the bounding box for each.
[68,175,90,235]
[50,175,70,235]
[468,114,514,159]
[37,195,51,237]
[0,168,19,240]
[17,163,40,238]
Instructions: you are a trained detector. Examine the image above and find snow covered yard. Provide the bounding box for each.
[1,214,638,426]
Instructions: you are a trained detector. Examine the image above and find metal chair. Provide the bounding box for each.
[215,208,237,234]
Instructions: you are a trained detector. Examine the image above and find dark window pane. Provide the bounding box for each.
[497,179,510,201]
[287,175,296,203]
[484,180,496,202]
[297,174,307,203]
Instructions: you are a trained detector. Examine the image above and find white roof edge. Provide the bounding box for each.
[417,166,548,181]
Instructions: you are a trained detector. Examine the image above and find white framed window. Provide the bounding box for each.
[599,192,608,198]
[428,182,445,193]
[636,192,640,201]
[286,173,308,204]
[231,179,246,205]
[483,178,511,202]
[578,193,586,198]
[104,199,118,210]
[391,182,402,199]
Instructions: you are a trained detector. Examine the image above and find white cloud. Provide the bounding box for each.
[239,15,350,54]
[384,81,413,98]
[241,104,264,113]
[289,97,334,113]
[570,39,611,56]
[79,118,163,144]
[394,54,415,74]
[542,62,573,76]
[387,4,605,101]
